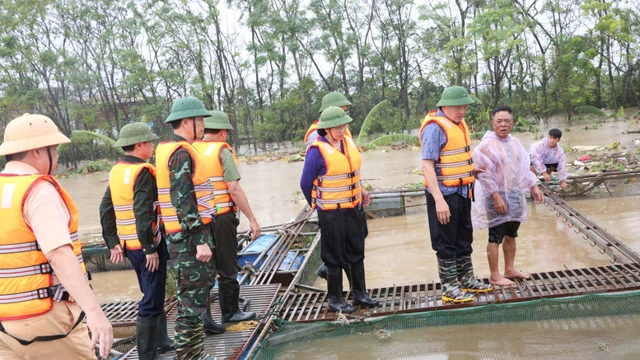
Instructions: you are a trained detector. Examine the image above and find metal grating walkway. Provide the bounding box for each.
[280,263,640,322]
[115,283,280,359]
[102,298,177,328]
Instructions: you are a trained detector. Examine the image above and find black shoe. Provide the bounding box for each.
[316,263,328,280]
[203,296,226,335]
[326,266,356,313]
[137,316,159,360]
[156,311,175,352]
[349,262,380,307]
[220,285,256,323]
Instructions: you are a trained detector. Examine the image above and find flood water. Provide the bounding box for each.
[58,112,640,356]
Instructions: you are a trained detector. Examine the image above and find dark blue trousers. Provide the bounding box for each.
[126,239,169,317]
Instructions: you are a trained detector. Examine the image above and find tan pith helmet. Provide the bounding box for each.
[0,113,71,156]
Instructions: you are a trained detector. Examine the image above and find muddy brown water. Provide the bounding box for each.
[58,115,640,354]
[59,114,640,301]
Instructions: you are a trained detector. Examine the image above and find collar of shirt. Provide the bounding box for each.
[122,155,146,164]
[171,133,188,142]
[1,161,39,175]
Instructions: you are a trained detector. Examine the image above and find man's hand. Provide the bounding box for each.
[87,310,113,359]
[249,219,261,240]
[492,193,507,214]
[145,252,159,272]
[435,198,450,224]
[110,245,124,264]
[196,243,212,263]
[542,172,551,182]
[361,189,371,207]
[531,186,545,204]
[473,167,486,177]
[560,180,568,190]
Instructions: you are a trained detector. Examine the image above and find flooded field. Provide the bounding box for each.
[57,113,640,358]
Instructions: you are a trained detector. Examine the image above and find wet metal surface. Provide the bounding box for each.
[280,263,640,323]
[102,298,177,328]
[117,284,280,360]
[540,184,640,264]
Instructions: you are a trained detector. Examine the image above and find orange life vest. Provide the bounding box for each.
[304,120,320,143]
[108,162,162,250]
[193,141,238,215]
[309,136,362,210]
[419,110,474,187]
[155,141,215,234]
[0,174,85,321]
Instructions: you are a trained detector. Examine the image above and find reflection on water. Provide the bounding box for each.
[273,313,640,359]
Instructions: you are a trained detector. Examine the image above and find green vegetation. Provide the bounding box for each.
[0,0,638,167]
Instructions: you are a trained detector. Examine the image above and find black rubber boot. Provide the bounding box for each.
[220,285,256,323]
[202,295,226,335]
[316,263,327,280]
[349,262,379,307]
[326,267,356,313]
[137,316,159,360]
[156,311,175,353]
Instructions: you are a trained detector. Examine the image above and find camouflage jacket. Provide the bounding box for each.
[166,133,213,252]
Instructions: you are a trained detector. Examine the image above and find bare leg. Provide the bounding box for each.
[487,242,513,286]
[503,236,530,279]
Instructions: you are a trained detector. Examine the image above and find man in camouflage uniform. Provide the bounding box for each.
[155,96,220,360]
[195,111,258,326]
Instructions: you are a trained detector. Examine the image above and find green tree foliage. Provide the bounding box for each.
[0,0,639,166]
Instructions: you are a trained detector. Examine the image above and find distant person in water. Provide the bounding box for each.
[472,105,544,286]
[530,128,568,190]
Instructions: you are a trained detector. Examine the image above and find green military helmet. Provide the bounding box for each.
[436,86,475,107]
[318,92,352,113]
[165,96,212,123]
[204,110,234,130]
[317,106,353,129]
[113,122,159,148]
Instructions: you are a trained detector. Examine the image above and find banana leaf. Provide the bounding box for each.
[574,105,606,117]
[355,100,392,147]
[368,134,419,147]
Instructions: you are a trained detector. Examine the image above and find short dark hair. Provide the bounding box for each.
[548,128,562,138]
[5,151,29,162]
[204,129,223,135]
[121,145,135,152]
[490,105,513,120]
[170,117,193,130]
[317,128,327,137]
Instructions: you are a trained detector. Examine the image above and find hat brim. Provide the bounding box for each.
[113,134,159,148]
[0,132,71,156]
[165,109,212,123]
[317,115,353,129]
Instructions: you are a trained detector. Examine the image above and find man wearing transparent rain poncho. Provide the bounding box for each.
[472,106,544,287]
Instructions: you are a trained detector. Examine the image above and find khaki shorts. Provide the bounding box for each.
[0,301,96,360]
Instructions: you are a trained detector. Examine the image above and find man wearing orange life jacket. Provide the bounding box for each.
[420,86,492,304]
[300,106,379,314]
[156,96,220,360]
[99,122,174,359]
[0,114,112,359]
[194,111,258,325]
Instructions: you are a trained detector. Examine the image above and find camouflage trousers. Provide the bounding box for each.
[170,250,212,360]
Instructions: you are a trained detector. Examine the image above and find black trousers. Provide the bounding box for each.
[211,211,241,290]
[425,191,473,260]
[318,207,368,269]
